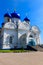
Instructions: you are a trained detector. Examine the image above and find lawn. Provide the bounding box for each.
[0,50,30,53]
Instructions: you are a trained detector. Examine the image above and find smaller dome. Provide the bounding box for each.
[24,17,30,21]
[4,13,11,18]
[11,11,20,19]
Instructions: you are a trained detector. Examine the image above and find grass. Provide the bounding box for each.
[0,49,30,53]
[0,50,13,53]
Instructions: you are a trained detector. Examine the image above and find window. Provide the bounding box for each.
[16,21,18,28]
[9,36,12,44]
[29,35,33,38]
[7,18,10,22]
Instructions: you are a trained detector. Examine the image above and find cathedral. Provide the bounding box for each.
[0,11,40,49]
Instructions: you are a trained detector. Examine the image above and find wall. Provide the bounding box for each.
[3,29,18,49]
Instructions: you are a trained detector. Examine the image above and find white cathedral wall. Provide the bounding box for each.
[23,21,31,30]
[11,18,20,24]
[18,29,27,48]
[2,28,18,49]
[1,29,4,47]
[35,35,40,45]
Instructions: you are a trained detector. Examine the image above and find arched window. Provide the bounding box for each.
[29,35,33,38]
[16,21,18,29]
[9,36,12,44]
[7,18,10,22]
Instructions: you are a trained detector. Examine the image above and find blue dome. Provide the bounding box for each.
[24,17,30,21]
[11,12,20,19]
[4,13,11,18]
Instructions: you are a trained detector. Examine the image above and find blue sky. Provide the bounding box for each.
[0,0,43,43]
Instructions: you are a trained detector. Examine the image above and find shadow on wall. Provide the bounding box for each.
[0,40,3,49]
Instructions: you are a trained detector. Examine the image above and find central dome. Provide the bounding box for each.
[11,11,20,19]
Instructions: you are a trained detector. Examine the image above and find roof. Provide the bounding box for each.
[11,11,20,19]
[4,13,11,18]
[24,17,30,21]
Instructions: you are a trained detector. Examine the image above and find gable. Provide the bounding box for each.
[4,22,16,29]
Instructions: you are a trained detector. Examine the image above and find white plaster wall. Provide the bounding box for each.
[18,30,27,48]
[35,35,40,45]
[11,18,20,25]
[23,21,31,30]
[3,29,18,49]
[4,22,16,29]
[1,29,4,49]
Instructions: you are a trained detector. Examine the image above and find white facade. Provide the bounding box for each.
[0,12,40,49]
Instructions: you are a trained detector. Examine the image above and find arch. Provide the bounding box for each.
[19,33,26,48]
[4,22,16,29]
[6,35,14,45]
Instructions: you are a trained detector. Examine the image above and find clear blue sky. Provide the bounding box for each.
[0,0,43,43]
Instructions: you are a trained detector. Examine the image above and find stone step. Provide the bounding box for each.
[31,45,43,51]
